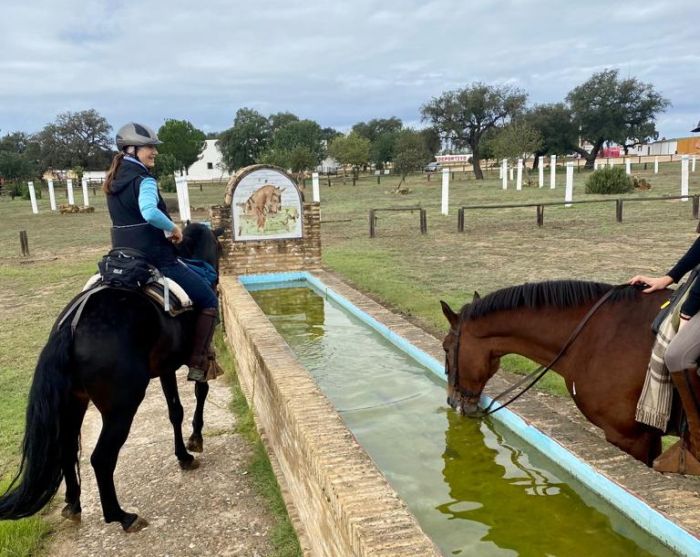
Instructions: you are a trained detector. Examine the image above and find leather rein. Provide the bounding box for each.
[447,285,625,417]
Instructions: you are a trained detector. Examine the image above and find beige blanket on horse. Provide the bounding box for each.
[635,288,691,431]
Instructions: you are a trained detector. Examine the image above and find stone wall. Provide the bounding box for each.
[220,276,440,557]
[211,203,321,275]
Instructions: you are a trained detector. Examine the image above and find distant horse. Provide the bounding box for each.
[440,280,677,466]
[0,223,223,532]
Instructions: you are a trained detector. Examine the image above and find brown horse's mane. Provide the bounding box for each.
[460,280,641,320]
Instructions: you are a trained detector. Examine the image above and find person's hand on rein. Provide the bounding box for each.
[628,274,673,293]
[169,225,183,244]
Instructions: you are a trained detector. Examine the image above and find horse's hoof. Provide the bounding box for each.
[61,504,81,522]
[122,513,149,533]
[179,456,200,470]
[186,436,203,453]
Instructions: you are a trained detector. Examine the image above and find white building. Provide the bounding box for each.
[185,139,233,182]
[316,156,340,173]
[630,139,678,156]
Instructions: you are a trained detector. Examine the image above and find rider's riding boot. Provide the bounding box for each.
[187,308,219,382]
[654,367,700,474]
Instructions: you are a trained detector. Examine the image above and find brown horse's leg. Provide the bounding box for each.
[60,393,89,521]
[602,426,659,466]
[91,393,148,532]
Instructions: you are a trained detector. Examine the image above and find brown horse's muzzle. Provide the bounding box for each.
[447,386,481,416]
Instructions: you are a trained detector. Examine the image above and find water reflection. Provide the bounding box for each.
[438,411,661,556]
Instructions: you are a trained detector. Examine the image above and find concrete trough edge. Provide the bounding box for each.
[220,274,441,557]
[240,270,700,557]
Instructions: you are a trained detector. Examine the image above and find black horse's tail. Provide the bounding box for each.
[0,324,73,519]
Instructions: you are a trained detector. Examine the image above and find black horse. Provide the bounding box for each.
[0,222,223,532]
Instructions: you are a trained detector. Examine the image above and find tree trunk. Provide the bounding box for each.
[574,140,603,170]
[471,142,484,180]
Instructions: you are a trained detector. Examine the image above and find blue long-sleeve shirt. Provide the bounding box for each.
[138,176,175,232]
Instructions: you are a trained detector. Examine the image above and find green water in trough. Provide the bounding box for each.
[249,282,677,556]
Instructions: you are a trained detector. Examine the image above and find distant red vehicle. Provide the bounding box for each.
[600,146,621,158]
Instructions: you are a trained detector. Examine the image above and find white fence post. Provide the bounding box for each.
[81,177,90,207]
[565,163,574,207]
[625,159,631,175]
[48,180,57,211]
[516,159,523,191]
[441,168,449,215]
[312,172,320,202]
[538,156,544,187]
[501,159,507,189]
[681,156,689,201]
[66,178,75,205]
[175,176,191,222]
[550,155,557,189]
[175,176,185,221]
[27,181,38,214]
[654,157,659,174]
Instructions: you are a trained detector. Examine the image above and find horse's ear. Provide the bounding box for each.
[212,226,225,238]
[440,300,459,328]
[473,291,481,301]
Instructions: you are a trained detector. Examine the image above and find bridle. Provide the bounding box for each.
[446,285,624,417]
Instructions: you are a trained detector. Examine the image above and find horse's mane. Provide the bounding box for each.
[460,280,641,319]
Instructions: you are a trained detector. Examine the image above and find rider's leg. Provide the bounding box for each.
[664,314,700,457]
[160,260,219,382]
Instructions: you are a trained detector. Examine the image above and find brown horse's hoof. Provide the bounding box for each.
[179,456,200,470]
[186,436,203,453]
[124,515,149,533]
[61,504,81,522]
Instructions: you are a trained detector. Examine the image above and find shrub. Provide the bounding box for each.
[585,166,633,194]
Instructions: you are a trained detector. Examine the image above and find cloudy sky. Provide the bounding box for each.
[2,0,699,141]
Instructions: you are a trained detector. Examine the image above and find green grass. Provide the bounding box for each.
[214,332,302,557]
[0,517,50,557]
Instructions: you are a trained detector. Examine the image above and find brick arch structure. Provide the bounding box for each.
[211,164,321,275]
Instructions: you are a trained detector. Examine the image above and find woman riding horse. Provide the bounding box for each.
[0,221,222,531]
[105,122,219,382]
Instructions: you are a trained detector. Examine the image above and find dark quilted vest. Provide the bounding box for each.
[106,158,177,266]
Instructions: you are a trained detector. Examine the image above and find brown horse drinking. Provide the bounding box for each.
[440,280,676,466]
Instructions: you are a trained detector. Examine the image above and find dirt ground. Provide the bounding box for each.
[46,371,275,557]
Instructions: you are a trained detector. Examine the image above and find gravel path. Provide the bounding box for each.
[47,371,275,557]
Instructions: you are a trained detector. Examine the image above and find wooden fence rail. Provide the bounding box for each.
[457,195,700,232]
[369,206,427,238]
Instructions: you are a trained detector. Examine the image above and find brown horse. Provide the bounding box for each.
[440,279,677,466]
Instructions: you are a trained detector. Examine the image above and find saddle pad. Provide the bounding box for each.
[82,274,193,316]
[635,291,693,431]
